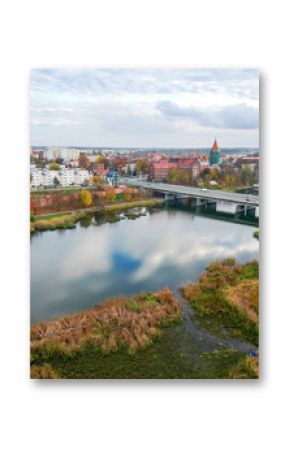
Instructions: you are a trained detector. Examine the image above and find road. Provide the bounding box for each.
[120,178,259,206]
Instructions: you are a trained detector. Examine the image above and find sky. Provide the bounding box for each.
[30,68,259,148]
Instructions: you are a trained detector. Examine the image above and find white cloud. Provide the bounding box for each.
[30,68,259,147]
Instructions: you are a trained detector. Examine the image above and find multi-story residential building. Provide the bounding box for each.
[237,156,259,172]
[58,169,75,186]
[46,147,80,162]
[30,168,91,188]
[41,169,58,187]
[30,169,43,187]
[75,169,90,185]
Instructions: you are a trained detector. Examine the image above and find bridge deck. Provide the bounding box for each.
[120,179,259,206]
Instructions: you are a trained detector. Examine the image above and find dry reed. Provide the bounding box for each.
[31,288,181,355]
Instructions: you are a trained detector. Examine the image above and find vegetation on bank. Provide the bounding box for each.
[30,285,258,379]
[30,262,259,379]
[103,198,164,212]
[31,333,253,380]
[30,211,87,232]
[229,355,259,379]
[31,288,181,377]
[30,198,164,232]
[180,258,259,345]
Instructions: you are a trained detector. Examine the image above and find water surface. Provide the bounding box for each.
[31,207,259,322]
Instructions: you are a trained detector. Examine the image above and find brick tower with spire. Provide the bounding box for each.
[209,139,221,166]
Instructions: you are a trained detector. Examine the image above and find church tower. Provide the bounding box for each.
[209,139,221,166]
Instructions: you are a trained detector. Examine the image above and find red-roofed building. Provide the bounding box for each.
[150,158,201,181]
[150,160,176,181]
[94,163,110,179]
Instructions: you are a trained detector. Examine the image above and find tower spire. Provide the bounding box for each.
[212,138,219,152]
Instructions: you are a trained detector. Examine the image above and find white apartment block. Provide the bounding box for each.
[46,148,80,162]
[30,168,90,188]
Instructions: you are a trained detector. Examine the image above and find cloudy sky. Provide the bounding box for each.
[30,68,259,148]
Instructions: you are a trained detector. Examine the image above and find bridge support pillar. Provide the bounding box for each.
[216,201,239,214]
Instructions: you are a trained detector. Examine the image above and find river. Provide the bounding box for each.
[30,205,259,323]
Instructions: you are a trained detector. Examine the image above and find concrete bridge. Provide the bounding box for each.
[120,178,259,217]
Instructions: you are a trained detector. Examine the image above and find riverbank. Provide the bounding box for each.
[30,198,164,232]
[180,258,259,346]
[31,259,259,379]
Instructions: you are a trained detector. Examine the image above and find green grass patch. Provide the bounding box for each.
[35,213,72,221]
[180,259,259,345]
[31,324,248,379]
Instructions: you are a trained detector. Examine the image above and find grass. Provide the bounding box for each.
[30,322,249,379]
[32,211,86,231]
[34,340,247,380]
[35,213,72,221]
[180,259,259,345]
[229,355,259,379]
[30,363,59,379]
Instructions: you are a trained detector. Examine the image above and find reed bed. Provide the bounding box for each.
[31,289,181,355]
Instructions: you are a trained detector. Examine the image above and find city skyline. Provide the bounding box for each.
[30,68,259,148]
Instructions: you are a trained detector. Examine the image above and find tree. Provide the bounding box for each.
[168,168,190,185]
[36,161,46,169]
[53,176,60,187]
[111,156,127,173]
[80,189,92,207]
[92,176,104,188]
[124,189,133,202]
[96,156,109,169]
[211,167,219,180]
[49,162,60,171]
[105,187,116,201]
[241,166,254,186]
[136,158,150,174]
[96,155,106,164]
[79,153,91,170]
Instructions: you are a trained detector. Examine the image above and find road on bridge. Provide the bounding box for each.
[119,178,259,206]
